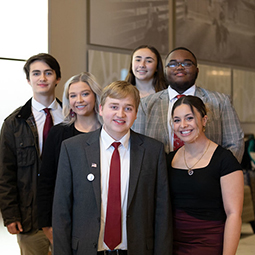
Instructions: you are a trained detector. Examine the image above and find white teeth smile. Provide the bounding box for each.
[76,105,85,109]
[181,130,191,134]
[115,120,125,123]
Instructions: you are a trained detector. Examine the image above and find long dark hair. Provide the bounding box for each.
[125,45,167,92]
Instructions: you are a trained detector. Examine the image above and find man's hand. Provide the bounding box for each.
[7,221,23,234]
[42,226,53,244]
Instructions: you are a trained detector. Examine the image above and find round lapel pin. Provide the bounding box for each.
[87,173,95,182]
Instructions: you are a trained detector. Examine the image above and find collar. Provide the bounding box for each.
[32,97,58,111]
[100,128,130,150]
[168,85,196,101]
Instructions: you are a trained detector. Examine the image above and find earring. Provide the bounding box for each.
[202,126,206,132]
[70,109,75,118]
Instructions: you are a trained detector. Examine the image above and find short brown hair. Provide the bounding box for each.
[100,81,140,112]
[23,53,61,80]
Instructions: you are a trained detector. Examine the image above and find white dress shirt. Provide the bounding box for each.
[167,85,196,151]
[32,98,63,154]
[98,128,130,251]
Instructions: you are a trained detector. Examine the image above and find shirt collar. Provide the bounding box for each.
[168,85,196,101]
[32,97,58,112]
[100,127,130,150]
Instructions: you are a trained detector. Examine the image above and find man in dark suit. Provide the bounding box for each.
[52,81,172,255]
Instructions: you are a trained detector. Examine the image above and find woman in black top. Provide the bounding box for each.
[37,72,102,243]
[167,95,243,255]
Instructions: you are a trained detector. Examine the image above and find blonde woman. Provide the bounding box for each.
[37,72,102,244]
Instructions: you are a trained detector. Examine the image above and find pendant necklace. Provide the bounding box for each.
[184,141,211,176]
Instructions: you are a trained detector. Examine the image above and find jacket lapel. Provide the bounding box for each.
[127,131,144,209]
[83,129,101,212]
[159,91,169,139]
[195,86,206,102]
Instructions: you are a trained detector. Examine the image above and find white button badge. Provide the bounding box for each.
[87,173,95,182]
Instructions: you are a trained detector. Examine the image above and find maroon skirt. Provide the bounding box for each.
[173,209,225,255]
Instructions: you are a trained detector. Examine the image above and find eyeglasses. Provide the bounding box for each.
[165,60,196,68]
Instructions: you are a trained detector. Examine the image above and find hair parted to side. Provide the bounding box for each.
[100,81,140,112]
[171,95,207,119]
[62,72,102,125]
[125,45,167,92]
[23,53,61,80]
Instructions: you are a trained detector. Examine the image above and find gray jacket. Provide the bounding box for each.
[132,86,244,162]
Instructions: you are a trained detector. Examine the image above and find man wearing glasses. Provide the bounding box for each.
[132,47,244,162]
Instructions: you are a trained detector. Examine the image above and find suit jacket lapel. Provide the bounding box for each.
[83,129,101,212]
[127,131,144,209]
[195,86,206,102]
[149,90,170,152]
[159,91,169,139]
[146,90,169,138]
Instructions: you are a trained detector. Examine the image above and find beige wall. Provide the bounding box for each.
[48,0,87,99]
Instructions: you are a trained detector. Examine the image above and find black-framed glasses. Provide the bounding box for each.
[165,60,196,68]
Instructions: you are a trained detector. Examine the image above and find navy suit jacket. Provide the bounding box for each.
[52,129,172,255]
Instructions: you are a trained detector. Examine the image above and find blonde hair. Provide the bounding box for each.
[100,81,140,112]
[62,72,102,125]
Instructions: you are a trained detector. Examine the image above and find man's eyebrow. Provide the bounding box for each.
[31,69,53,72]
[169,59,193,62]
[124,103,135,107]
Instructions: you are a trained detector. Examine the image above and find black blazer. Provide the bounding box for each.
[37,123,82,228]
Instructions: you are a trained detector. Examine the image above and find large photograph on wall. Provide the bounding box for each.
[88,50,130,88]
[175,0,255,68]
[89,0,169,54]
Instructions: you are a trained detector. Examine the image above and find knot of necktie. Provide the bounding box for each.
[43,108,51,115]
[176,94,185,99]
[112,142,121,150]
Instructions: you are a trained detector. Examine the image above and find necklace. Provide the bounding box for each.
[184,141,211,176]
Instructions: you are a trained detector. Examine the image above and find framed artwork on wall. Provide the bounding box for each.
[89,0,170,54]
[88,50,130,88]
[174,0,255,68]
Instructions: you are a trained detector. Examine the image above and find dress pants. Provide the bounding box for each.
[17,230,50,255]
